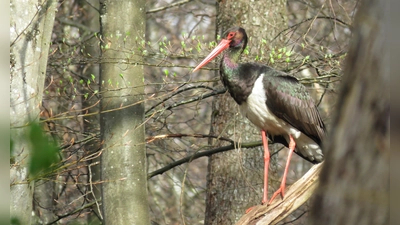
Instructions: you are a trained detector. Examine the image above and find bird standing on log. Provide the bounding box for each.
[193,27,325,205]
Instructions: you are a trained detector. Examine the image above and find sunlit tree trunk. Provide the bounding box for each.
[205,0,287,224]
[99,0,150,224]
[310,0,389,224]
[10,0,57,224]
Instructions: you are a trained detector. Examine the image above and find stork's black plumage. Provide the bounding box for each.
[193,27,325,205]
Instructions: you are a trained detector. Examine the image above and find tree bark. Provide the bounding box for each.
[80,0,102,222]
[10,0,57,224]
[205,1,288,224]
[310,0,389,224]
[99,0,150,224]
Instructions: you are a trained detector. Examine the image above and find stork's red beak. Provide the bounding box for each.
[192,39,231,72]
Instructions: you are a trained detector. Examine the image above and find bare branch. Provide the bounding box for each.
[271,16,352,43]
[148,140,264,179]
[146,133,234,144]
[145,85,216,115]
[147,0,193,14]
[145,88,226,118]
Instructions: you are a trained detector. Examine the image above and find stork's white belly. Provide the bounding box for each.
[239,74,295,137]
[239,74,323,161]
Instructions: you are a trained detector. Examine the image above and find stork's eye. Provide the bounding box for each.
[227,32,235,39]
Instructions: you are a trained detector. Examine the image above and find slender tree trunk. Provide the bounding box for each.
[99,0,150,224]
[80,0,102,222]
[310,0,389,224]
[205,1,287,224]
[10,0,57,224]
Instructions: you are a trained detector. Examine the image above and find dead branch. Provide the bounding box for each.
[235,163,323,225]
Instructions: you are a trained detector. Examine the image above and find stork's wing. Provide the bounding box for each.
[263,74,325,145]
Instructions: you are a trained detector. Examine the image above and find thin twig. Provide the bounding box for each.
[145,85,215,114]
[147,0,193,14]
[145,88,226,118]
[146,133,234,144]
[88,162,103,220]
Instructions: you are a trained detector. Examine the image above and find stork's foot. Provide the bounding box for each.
[245,195,269,213]
[268,185,285,205]
[245,206,255,214]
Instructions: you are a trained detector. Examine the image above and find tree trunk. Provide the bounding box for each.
[10,0,57,224]
[80,0,102,222]
[205,1,287,224]
[310,0,389,224]
[99,0,150,224]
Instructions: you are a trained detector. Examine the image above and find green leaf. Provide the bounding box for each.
[181,31,187,38]
[10,138,14,164]
[196,43,201,52]
[28,123,59,177]
[91,74,96,81]
[11,216,22,225]
[164,69,169,77]
[243,46,249,55]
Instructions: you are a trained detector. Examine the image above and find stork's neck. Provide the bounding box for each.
[221,47,243,79]
[219,46,258,105]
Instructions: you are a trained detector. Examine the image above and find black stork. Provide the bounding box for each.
[193,27,325,205]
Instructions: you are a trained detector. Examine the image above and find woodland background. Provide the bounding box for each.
[10,0,388,224]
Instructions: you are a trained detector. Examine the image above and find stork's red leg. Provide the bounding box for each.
[268,134,296,204]
[245,130,270,213]
[261,130,270,205]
